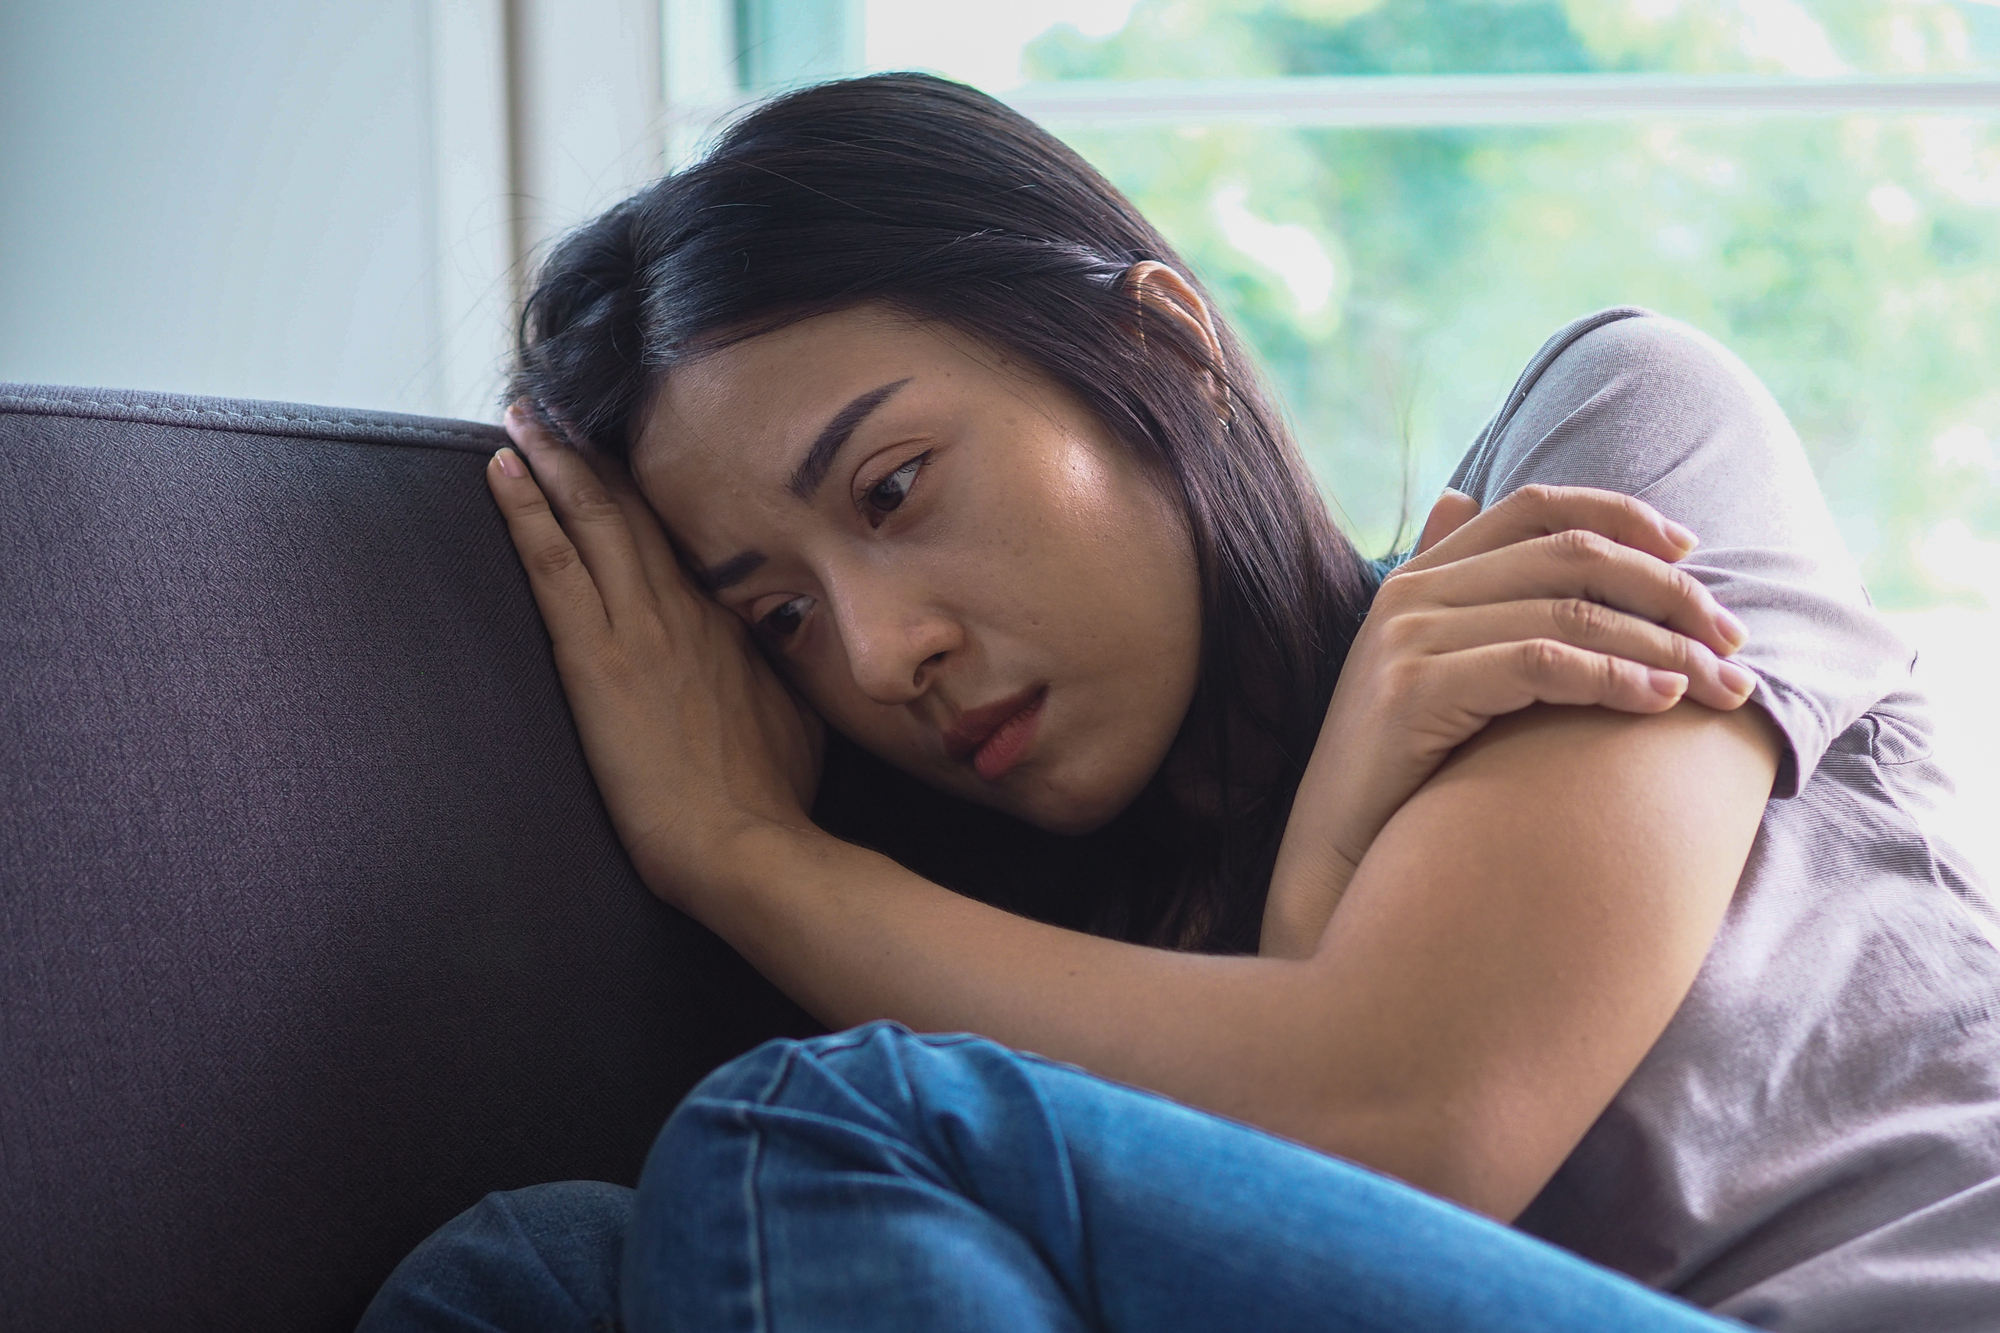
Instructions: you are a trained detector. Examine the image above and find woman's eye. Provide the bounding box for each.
[862,453,927,521]
[758,595,814,639]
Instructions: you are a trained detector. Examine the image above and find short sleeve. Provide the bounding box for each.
[1445,308,1916,797]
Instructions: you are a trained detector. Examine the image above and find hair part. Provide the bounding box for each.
[513,72,1379,953]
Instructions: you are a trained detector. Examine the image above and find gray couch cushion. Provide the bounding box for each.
[0,386,816,1332]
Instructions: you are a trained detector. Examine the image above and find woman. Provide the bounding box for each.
[363,74,1998,1331]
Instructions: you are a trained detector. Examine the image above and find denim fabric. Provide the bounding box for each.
[358,1182,632,1333]
[367,1023,1747,1332]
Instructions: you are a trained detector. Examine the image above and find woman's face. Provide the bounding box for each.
[631,304,1203,835]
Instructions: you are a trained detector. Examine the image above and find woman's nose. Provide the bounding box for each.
[829,576,963,706]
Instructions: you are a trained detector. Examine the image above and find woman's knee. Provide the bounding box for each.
[637,1022,1062,1221]
[359,1181,632,1333]
[662,1022,1038,1146]
[639,1024,919,1193]
[626,1025,1091,1331]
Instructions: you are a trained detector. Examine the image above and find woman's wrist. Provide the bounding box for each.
[1261,822,1364,959]
[631,808,835,928]
[1260,713,1408,958]
[624,807,766,915]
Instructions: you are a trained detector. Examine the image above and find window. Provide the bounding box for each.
[668,0,2000,873]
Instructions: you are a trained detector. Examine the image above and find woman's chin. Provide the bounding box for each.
[996,771,1144,838]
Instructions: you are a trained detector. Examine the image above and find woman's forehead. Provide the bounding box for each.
[632,308,1033,492]
[638,310,939,471]
[627,311,982,563]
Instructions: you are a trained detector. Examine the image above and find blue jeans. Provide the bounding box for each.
[360,1022,1743,1332]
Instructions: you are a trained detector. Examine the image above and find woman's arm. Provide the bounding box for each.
[1259,486,1756,959]
[487,421,1775,1222]
[685,700,1776,1221]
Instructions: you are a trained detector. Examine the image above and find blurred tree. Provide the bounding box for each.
[1026,0,2000,605]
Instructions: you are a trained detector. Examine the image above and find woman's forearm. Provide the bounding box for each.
[675,815,1507,1215]
[682,818,1325,1121]
[649,699,1778,1222]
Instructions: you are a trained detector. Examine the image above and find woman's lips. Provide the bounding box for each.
[971,688,1045,783]
[942,685,1048,783]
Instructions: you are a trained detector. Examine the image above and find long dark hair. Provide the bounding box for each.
[512,73,1379,952]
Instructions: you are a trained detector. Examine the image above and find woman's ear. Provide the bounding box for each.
[1121,261,1229,416]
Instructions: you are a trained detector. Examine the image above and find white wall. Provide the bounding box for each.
[0,0,448,412]
[511,0,666,274]
[0,0,675,422]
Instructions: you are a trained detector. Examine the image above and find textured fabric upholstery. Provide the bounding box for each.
[0,386,816,1332]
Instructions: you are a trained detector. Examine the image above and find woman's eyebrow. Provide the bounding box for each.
[787,377,914,500]
[692,550,766,595]
[695,377,915,594]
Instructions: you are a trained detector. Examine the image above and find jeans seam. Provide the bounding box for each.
[741,1041,811,1333]
[686,1098,951,1180]
[740,1107,767,1333]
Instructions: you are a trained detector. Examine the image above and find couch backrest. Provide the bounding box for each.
[0,386,815,1332]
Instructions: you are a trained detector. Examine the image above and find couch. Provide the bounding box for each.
[1,380,1122,1329]
[0,385,845,1330]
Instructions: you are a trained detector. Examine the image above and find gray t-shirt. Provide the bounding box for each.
[1447,309,2000,1330]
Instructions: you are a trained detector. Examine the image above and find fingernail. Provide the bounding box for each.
[1718,660,1756,697]
[493,446,526,479]
[1665,519,1699,550]
[1649,669,1688,699]
[1716,607,1749,651]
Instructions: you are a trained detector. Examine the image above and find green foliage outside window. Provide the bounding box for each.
[1026,0,2000,606]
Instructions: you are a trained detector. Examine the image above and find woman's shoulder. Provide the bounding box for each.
[1451,308,1913,799]
[1448,307,1840,559]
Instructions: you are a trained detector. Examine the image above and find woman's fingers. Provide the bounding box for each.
[1413,488,1481,557]
[502,405,658,627]
[1405,484,1697,574]
[576,445,687,609]
[486,446,611,643]
[1397,526,1746,658]
[1417,639,1697,724]
[1393,599,1757,712]
[1389,483,1749,659]
[501,402,688,611]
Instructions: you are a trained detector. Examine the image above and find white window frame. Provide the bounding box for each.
[431,3,2000,424]
[1004,72,2000,127]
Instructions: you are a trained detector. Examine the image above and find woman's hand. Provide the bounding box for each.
[1260,484,1756,958]
[487,404,824,906]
